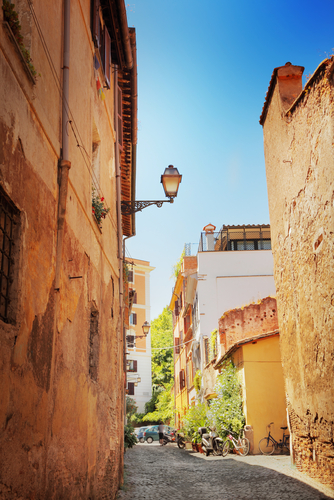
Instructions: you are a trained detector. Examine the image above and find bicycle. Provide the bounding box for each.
[258,422,290,455]
[222,428,250,457]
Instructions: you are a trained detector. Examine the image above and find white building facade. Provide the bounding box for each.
[192,224,276,372]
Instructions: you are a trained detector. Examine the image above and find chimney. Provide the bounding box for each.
[277,62,304,111]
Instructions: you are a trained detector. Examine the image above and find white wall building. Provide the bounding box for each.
[192,224,276,372]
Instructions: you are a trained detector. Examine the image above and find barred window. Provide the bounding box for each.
[0,188,19,323]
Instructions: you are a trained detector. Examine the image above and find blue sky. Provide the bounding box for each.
[125,0,334,321]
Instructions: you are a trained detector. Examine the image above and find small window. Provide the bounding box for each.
[128,382,135,396]
[175,337,180,355]
[179,370,185,390]
[128,270,134,283]
[127,335,135,348]
[130,312,137,326]
[128,360,137,372]
[0,187,19,323]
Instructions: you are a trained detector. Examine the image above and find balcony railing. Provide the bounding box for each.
[198,225,271,252]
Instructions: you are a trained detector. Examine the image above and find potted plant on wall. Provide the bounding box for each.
[92,187,110,228]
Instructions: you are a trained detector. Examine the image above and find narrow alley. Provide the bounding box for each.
[118,443,334,500]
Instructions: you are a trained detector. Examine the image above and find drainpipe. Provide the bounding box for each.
[55,0,71,290]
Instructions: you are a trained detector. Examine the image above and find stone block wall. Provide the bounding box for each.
[218,296,278,355]
[261,59,334,487]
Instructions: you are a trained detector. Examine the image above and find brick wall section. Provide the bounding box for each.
[261,59,334,488]
[219,297,278,354]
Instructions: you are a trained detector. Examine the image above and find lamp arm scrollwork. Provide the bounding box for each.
[121,199,173,215]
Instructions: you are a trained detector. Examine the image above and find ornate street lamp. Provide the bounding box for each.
[121,165,182,215]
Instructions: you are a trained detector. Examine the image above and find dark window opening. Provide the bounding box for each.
[89,308,99,382]
[128,382,135,395]
[0,187,19,323]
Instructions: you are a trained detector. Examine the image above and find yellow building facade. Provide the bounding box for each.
[222,333,287,454]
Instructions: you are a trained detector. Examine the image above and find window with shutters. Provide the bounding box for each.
[175,337,180,355]
[128,382,135,396]
[128,270,134,283]
[179,370,185,390]
[133,291,137,304]
[0,187,20,324]
[174,300,179,317]
[130,312,137,325]
[128,359,137,372]
[127,335,135,348]
[90,0,111,88]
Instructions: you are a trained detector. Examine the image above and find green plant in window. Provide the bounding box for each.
[209,329,218,361]
[2,0,40,78]
[193,369,202,394]
[92,187,110,226]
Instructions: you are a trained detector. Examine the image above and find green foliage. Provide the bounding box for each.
[209,329,218,361]
[181,403,207,440]
[124,423,137,449]
[171,248,185,282]
[207,361,245,437]
[192,430,202,444]
[92,187,110,226]
[126,396,137,418]
[143,383,174,424]
[193,370,202,394]
[2,1,39,78]
[151,307,174,387]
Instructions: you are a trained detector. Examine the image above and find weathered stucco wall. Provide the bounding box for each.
[262,59,334,487]
[0,1,125,498]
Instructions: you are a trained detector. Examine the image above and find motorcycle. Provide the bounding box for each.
[162,431,176,446]
[176,431,186,449]
[198,427,224,456]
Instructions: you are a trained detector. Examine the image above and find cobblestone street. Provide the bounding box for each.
[118,443,334,500]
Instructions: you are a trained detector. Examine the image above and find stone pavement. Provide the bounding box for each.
[117,442,334,500]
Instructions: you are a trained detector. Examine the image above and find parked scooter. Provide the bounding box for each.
[198,427,224,456]
[176,431,186,449]
[162,432,175,446]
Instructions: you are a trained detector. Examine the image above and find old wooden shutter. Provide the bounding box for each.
[174,300,179,317]
[128,269,133,282]
[132,312,137,325]
[103,25,111,88]
[91,0,101,48]
[133,360,137,372]
[175,337,180,355]
[128,382,135,395]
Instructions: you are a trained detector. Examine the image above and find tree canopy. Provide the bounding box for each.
[150,306,174,388]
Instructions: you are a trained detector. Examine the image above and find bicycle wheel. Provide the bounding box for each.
[259,437,275,455]
[213,440,224,456]
[222,440,230,457]
[238,438,250,456]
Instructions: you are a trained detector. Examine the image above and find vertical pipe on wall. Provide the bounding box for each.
[55,0,71,291]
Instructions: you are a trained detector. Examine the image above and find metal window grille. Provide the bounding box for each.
[0,189,18,323]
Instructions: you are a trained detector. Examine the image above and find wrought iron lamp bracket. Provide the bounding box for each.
[121,198,173,215]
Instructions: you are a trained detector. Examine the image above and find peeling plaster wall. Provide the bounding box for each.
[0,2,124,499]
[262,60,334,487]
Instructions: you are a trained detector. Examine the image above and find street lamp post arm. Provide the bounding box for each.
[121,199,173,215]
